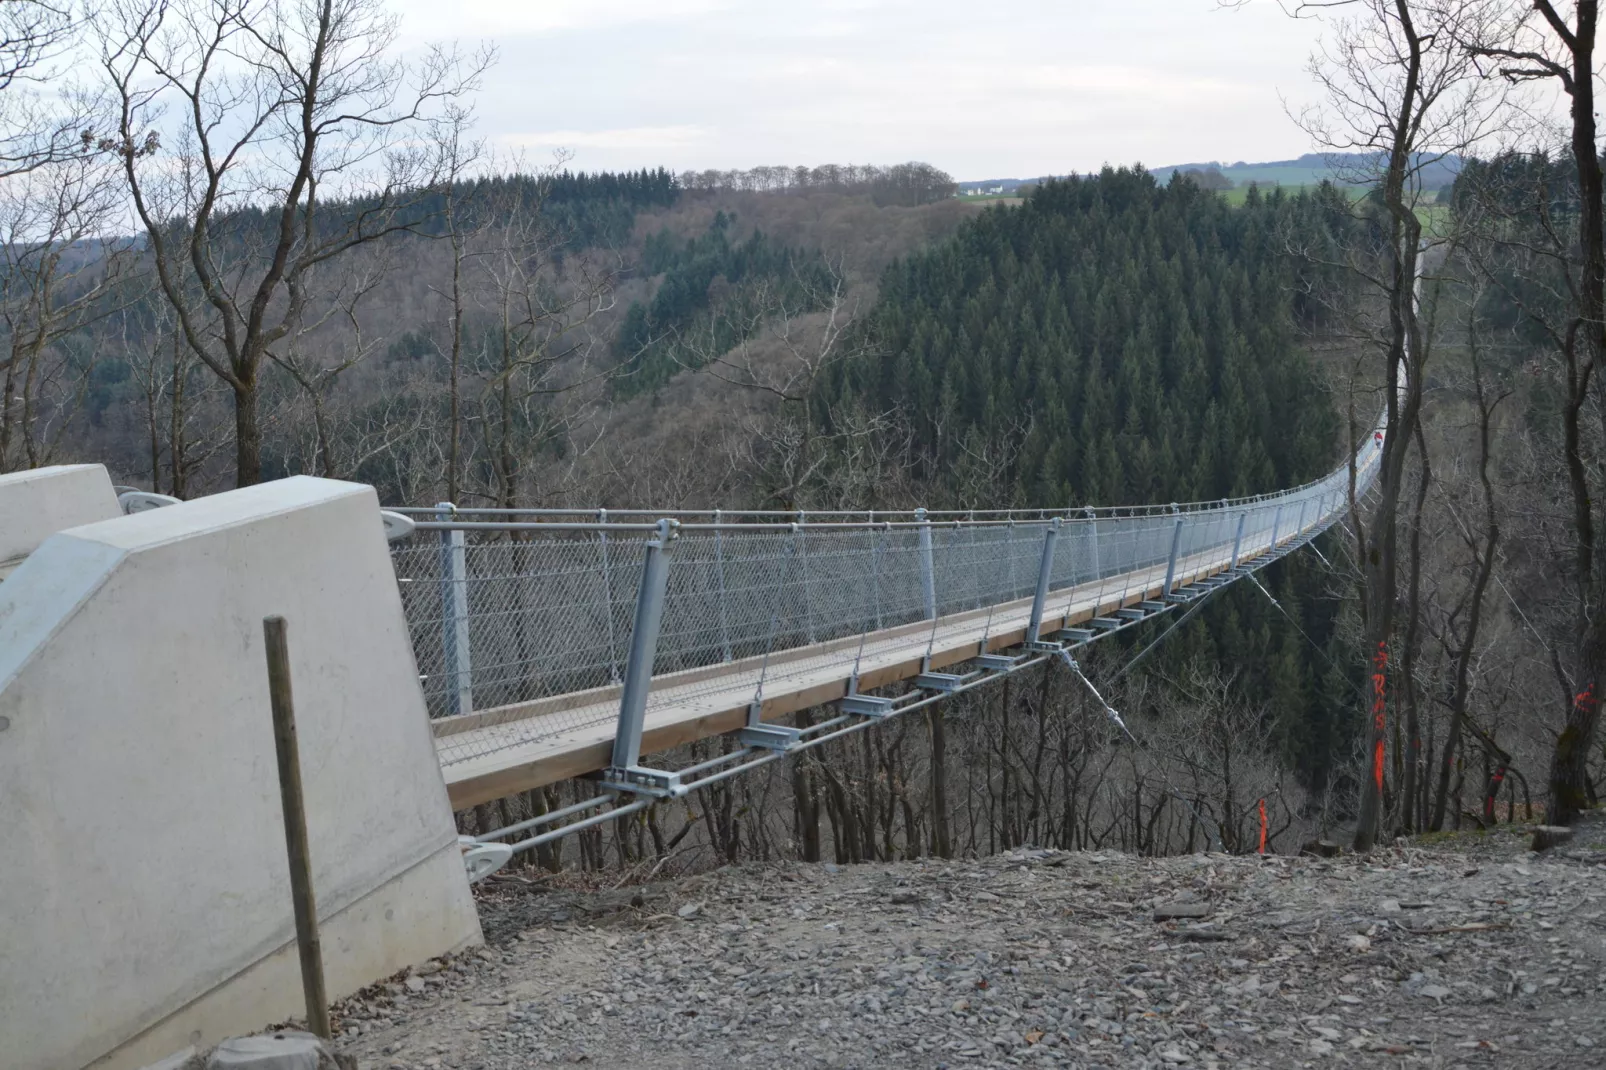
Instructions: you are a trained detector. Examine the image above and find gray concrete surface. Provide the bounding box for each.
[0,476,481,1070]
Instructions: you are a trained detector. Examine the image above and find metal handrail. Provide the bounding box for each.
[393,419,1386,536]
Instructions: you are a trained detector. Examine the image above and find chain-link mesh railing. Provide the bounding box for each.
[393,427,1383,771]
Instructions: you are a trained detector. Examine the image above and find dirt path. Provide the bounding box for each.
[333,820,1606,1069]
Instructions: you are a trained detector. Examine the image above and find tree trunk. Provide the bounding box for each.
[233,373,262,487]
[927,705,951,858]
[1352,0,1429,853]
[1400,426,1431,831]
[170,331,188,498]
[1551,0,1606,826]
[793,710,822,862]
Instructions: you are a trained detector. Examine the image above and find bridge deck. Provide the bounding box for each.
[430,525,1306,809]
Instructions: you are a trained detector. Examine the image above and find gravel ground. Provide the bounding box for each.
[333,819,1606,1069]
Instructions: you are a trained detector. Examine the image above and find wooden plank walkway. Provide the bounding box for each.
[433,525,1310,809]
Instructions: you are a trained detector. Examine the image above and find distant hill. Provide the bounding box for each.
[1151,152,1464,190]
[959,154,1462,197]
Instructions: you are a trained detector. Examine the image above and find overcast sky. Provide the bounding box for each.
[391,0,1331,181]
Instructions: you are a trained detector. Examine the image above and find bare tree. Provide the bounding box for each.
[676,259,909,509]
[0,1,103,178]
[0,144,135,470]
[95,0,489,486]
[1287,0,1503,849]
[423,109,486,504]
[1460,2,1606,825]
[464,173,620,508]
[264,246,389,478]
[119,297,231,495]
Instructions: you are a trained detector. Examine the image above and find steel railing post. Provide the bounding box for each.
[1027,518,1061,641]
[917,507,936,619]
[797,511,815,643]
[872,524,885,631]
[610,519,679,773]
[1004,519,1015,599]
[1085,506,1100,582]
[714,508,731,662]
[1162,515,1184,597]
[436,502,472,717]
[599,508,621,683]
[1230,511,1247,570]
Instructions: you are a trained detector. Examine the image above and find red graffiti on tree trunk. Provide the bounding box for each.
[1483,766,1506,822]
[1371,641,1388,793]
[1258,798,1268,854]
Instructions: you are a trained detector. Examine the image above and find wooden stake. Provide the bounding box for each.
[264,615,331,1040]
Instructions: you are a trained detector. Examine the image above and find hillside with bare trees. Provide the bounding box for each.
[6,0,1606,880]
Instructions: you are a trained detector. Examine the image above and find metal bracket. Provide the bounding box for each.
[597,765,688,798]
[380,510,417,542]
[459,836,513,883]
[976,653,1025,671]
[841,694,898,718]
[915,671,972,692]
[118,490,182,514]
[1115,608,1147,621]
[1090,617,1124,630]
[738,723,805,752]
[1024,639,1066,652]
[1056,627,1096,644]
[1138,601,1168,612]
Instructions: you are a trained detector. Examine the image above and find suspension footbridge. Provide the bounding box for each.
[0,428,1381,1068]
[387,425,1383,856]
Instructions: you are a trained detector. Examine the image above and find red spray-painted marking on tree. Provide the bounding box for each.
[1258,798,1268,854]
[1371,641,1388,794]
[1483,766,1506,822]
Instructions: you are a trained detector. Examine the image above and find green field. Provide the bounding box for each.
[1218,182,1447,231]
[1218,182,1371,204]
[961,193,1025,204]
[1170,163,1337,188]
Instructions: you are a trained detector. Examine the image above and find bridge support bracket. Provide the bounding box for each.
[841,694,898,718]
[1024,639,1066,653]
[976,653,1025,671]
[597,765,688,799]
[738,723,804,752]
[915,672,970,693]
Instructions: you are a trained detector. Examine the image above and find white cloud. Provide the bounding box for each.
[501,125,713,150]
[393,0,736,41]
[393,0,1335,178]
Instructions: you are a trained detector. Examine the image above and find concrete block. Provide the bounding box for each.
[0,463,120,573]
[207,1032,329,1070]
[0,476,482,1070]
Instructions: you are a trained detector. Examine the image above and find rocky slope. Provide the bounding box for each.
[333,820,1606,1069]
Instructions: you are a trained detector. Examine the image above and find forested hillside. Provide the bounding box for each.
[3,0,1592,864]
[794,168,1363,791]
[830,169,1344,508]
